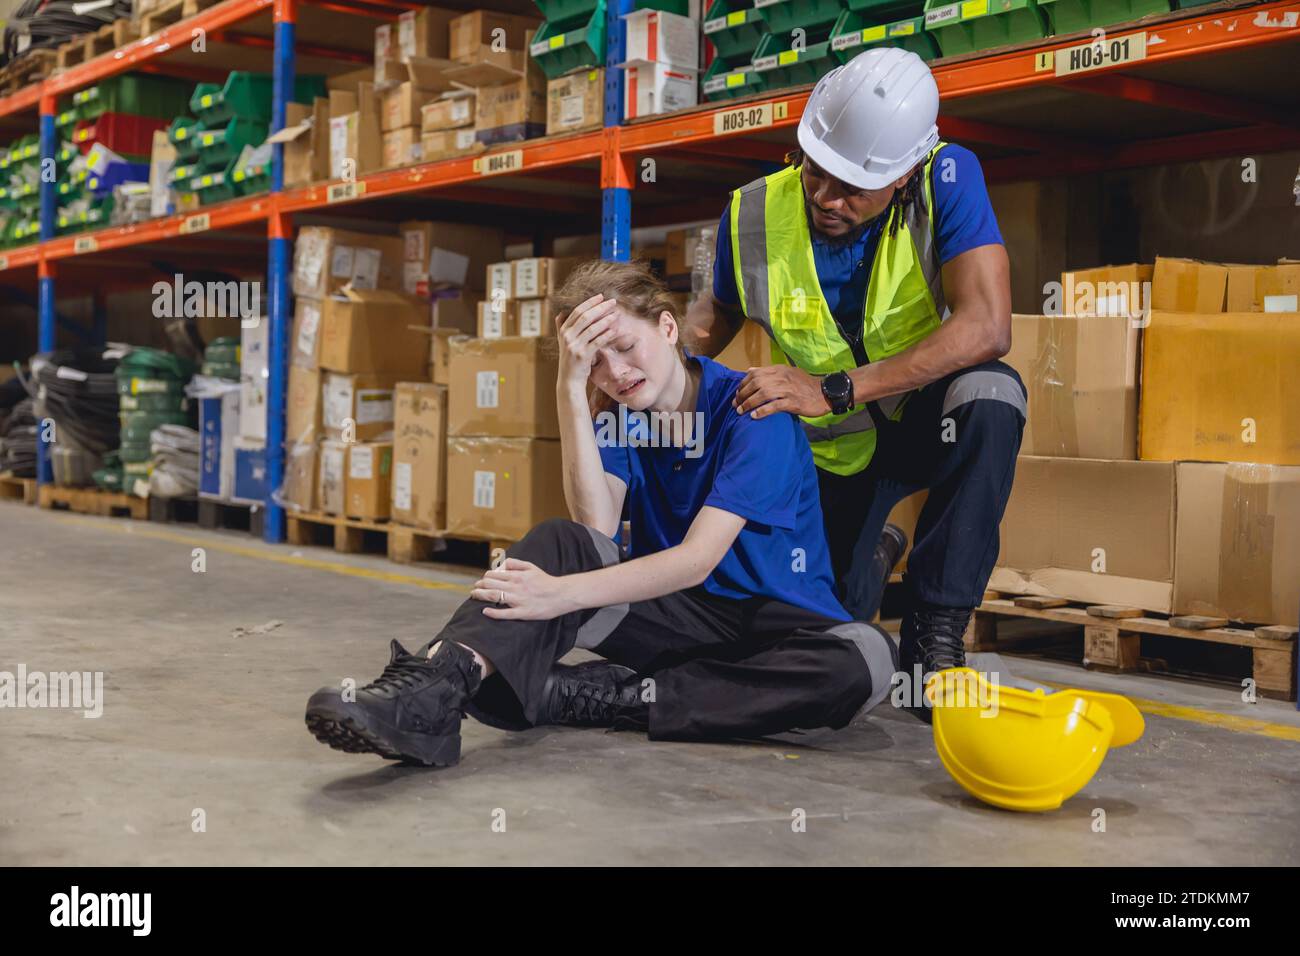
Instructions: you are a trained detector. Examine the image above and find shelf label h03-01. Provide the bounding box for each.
[1051,31,1148,76]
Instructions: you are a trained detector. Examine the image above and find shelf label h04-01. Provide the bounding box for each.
[474,150,524,176]
[713,101,790,136]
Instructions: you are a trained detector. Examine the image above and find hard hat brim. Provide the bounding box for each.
[797,121,897,192]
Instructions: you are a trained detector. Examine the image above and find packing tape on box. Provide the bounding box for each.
[1032,312,1080,457]
[1219,463,1276,622]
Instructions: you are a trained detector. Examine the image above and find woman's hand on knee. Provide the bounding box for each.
[471,558,582,622]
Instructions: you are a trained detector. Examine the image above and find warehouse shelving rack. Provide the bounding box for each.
[1,0,1297,544]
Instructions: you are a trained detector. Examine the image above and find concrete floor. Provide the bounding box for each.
[1,503,1297,866]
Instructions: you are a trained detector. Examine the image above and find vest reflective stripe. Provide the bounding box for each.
[731,144,949,475]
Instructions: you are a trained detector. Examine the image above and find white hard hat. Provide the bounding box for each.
[797,47,940,191]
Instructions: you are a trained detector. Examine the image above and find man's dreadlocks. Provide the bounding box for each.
[786,147,923,238]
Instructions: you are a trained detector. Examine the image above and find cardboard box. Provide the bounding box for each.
[345,440,393,519]
[381,58,459,131]
[622,9,699,68]
[665,227,690,277]
[714,319,772,372]
[399,220,505,294]
[517,297,557,338]
[291,297,322,367]
[292,226,404,300]
[477,299,520,338]
[421,91,475,132]
[232,437,268,504]
[395,6,456,60]
[449,11,541,65]
[623,62,698,120]
[486,261,513,300]
[420,126,481,162]
[431,331,471,386]
[318,439,347,514]
[281,440,317,512]
[431,293,480,334]
[1173,461,1300,629]
[1152,257,1228,313]
[474,60,548,141]
[239,318,269,442]
[328,82,382,179]
[447,336,560,438]
[547,68,603,135]
[513,256,579,300]
[287,364,322,445]
[148,129,175,218]
[1140,311,1300,465]
[266,98,329,188]
[1058,263,1152,318]
[322,371,399,442]
[991,456,1177,613]
[446,437,566,540]
[318,289,430,379]
[382,126,424,168]
[1004,313,1139,460]
[392,382,448,529]
[1225,263,1300,313]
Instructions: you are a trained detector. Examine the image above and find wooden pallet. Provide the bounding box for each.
[286,510,392,556]
[0,473,37,505]
[388,524,513,566]
[38,484,148,519]
[139,0,189,35]
[197,497,263,535]
[55,36,90,70]
[1,48,56,93]
[87,20,139,59]
[149,494,197,523]
[968,595,1298,701]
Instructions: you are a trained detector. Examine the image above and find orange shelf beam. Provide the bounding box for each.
[40,195,272,262]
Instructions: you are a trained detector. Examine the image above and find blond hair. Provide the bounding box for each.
[552,258,687,416]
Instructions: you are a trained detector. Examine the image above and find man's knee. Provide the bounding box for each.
[941,361,1027,429]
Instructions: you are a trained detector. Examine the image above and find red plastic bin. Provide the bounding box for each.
[72,112,170,160]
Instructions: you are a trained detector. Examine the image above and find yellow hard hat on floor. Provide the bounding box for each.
[926,668,1144,813]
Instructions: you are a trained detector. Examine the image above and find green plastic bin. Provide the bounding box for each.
[703,0,770,64]
[187,167,240,205]
[845,0,924,16]
[752,31,838,88]
[533,0,602,28]
[701,59,769,100]
[193,117,269,171]
[72,74,193,122]
[830,10,939,62]
[529,5,608,80]
[922,0,1049,57]
[1036,0,1168,34]
[168,161,202,188]
[753,0,845,35]
[168,116,204,163]
[190,73,326,125]
[230,157,271,197]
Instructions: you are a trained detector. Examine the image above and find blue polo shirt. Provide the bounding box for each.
[596,354,848,622]
[713,143,1003,336]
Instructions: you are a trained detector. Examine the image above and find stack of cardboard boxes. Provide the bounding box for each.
[993,257,1299,629]
[619,8,700,120]
[479,255,580,339]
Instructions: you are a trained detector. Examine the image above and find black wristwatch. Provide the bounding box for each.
[821,371,854,416]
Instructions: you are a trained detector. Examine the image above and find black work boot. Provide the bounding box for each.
[541,661,648,729]
[305,639,482,766]
[898,603,971,724]
[852,523,909,622]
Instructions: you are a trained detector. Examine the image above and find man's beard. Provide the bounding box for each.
[805,198,872,247]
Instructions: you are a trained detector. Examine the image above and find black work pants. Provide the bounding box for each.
[417,518,897,741]
[819,359,1027,620]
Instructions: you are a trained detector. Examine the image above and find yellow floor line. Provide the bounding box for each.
[51,512,471,594]
[48,513,1300,743]
[1039,679,1300,743]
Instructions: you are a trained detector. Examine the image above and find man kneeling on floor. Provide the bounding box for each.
[305,259,905,767]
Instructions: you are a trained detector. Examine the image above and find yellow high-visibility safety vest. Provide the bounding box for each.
[730,142,948,476]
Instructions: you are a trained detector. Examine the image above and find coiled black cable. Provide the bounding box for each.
[3,0,134,65]
[0,397,37,476]
[21,348,120,456]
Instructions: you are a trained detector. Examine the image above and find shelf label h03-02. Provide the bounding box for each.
[713,101,790,137]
